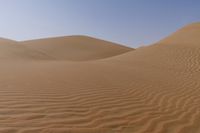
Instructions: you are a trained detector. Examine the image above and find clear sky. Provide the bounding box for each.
[0,0,200,47]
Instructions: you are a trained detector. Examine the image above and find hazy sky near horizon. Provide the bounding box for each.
[0,0,200,47]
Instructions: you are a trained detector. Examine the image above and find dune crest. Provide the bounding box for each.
[0,38,52,60]
[0,35,133,61]
[21,35,133,61]
[159,22,200,45]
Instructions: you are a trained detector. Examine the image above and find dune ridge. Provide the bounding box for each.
[21,35,133,61]
[0,23,200,133]
[0,38,53,60]
[0,36,133,61]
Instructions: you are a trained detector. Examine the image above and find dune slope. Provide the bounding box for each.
[1,23,200,133]
[0,38,52,60]
[21,35,133,61]
[96,22,200,132]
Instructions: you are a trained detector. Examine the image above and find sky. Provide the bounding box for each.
[0,0,200,47]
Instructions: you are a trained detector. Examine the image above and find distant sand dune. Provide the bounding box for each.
[0,23,200,133]
[21,35,133,61]
[0,38,51,60]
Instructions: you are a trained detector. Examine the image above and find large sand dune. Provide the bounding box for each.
[21,35,132,61]
[0,23,200,133]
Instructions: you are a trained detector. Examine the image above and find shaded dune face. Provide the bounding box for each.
[0,38,51,60]
[21,36,133,61]
[0,36,133,61]
[1,23,200,133]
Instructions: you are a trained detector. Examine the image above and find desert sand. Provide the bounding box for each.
[21,36,132,61]
[0,23,200,133]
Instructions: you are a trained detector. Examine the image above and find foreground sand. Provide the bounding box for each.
[0,23,200,133]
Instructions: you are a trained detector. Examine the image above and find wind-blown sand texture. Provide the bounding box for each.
[0,23,200,133]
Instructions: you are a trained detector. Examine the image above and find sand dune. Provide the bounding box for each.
[21,35,133,61]
[0,38,51,60]
[159,22,200,45]
[0,23,200,133]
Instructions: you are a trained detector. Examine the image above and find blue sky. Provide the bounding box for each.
[0,0,200,47]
